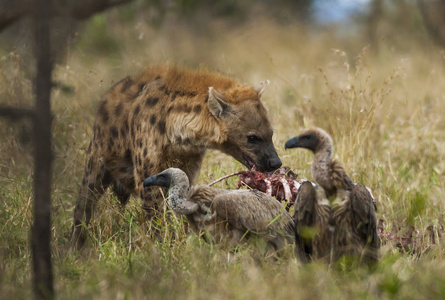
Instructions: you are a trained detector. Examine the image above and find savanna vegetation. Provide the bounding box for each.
[1,1,445,299]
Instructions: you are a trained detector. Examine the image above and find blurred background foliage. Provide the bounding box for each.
[1,0,444,63]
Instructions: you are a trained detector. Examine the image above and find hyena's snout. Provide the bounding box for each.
[258,145,282,172]
[267,156,282,171]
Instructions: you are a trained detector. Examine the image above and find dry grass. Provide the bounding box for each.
[1,11,445,299]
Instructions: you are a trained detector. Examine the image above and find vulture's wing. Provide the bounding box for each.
[294,181,333,263]
[329,160,355,191]
[213,189,294,237]
[294,181,317,263]
[332,183,379,264]
[312,184,332,262]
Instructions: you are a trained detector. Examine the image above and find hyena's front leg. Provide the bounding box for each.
[134,173,167,241]
[134,171,165,220]
[70,142,112,249]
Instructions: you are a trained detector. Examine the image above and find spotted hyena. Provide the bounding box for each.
[71,65,282,248]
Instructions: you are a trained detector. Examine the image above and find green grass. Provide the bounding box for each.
[1,11,445,299]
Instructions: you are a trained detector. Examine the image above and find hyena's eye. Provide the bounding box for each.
[247,135,262,144]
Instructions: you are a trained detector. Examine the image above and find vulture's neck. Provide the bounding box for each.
[311,142,334,192]
[168,179,198,215]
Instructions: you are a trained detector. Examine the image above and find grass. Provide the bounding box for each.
[1,10,445,299]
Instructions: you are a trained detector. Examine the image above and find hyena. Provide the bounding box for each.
[71,65,282,248]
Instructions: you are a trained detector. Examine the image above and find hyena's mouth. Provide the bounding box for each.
[242,154,256,170]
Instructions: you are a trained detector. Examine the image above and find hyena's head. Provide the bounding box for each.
[208,81,282,173]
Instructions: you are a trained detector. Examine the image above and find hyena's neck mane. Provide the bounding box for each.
[138,65,259,105]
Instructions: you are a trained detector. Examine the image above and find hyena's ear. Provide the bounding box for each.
[254,80,270,98]
[208,87,231,118]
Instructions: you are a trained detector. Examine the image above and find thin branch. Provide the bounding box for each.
[0,1,33,31]
[69,0,134,20]
[0,105,34,120]
[208,171,245,186]
[0,0,134,32]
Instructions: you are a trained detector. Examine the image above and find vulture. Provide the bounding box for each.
[285,128,379,264]
[143,168,295,252]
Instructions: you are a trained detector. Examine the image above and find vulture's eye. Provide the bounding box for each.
[301,135,311,140]
[247,135,262,144]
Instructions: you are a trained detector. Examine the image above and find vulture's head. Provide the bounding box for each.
[143,168,189,190]
[144,168,197,215]
[285,128,332,154]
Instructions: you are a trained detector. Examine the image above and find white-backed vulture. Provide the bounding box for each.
[143,168,295,252]
[285,128,379,264]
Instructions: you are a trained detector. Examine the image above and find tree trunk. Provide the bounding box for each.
[32,0,54,299]
[417,0,445,48]
[367,0,383,53]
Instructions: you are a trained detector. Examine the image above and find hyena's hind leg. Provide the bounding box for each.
[70,143,112,249]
